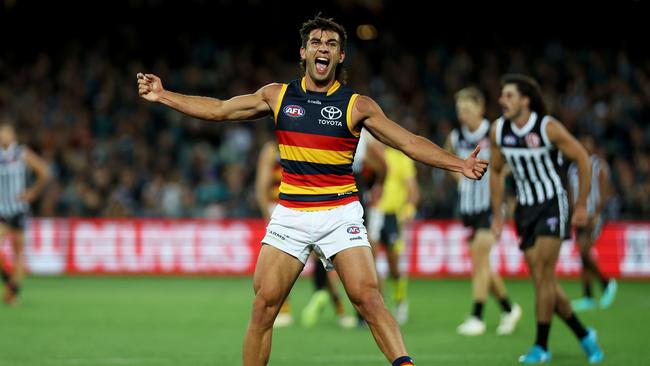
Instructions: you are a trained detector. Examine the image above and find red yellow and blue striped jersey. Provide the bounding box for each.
[273,78,361,211]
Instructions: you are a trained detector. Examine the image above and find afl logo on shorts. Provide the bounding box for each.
[347,226,361,234]
[284,105,305,118]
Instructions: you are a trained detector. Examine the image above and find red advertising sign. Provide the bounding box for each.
[10,219,650,278]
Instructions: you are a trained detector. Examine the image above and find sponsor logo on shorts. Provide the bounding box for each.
[349,236,363,241]
[546,217,558,232]
[347,226,361,234]
[269,230,287,241]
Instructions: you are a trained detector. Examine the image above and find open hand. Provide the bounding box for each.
[572,204,588,227]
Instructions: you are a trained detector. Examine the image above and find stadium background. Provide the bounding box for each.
[1,1,650,365]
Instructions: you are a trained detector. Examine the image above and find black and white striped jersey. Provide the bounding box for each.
[495,112,569,207]
[0,143,29,216]
[568,155,601,217]
[449,119,491,215]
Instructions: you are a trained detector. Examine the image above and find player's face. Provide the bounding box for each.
[456,99,483,127]
[300,29,345,83]
[499,84,527,120]
[0,126,15,147]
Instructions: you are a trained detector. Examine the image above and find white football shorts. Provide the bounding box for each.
[261,200,370,270]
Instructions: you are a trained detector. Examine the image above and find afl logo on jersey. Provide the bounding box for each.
[347,226,361,234]
[284,105,305,118]
[525,133,541,148]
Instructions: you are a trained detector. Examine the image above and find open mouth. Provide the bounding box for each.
[315,57,330,74]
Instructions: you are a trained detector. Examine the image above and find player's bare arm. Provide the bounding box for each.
[352,95,488,180]
[21,148,51,203]
[545,119,591,226]
[137,73,283,121]
[489,123,506,238]
[443,133,463,183]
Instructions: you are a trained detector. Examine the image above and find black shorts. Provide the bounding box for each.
[0,213,28,231]
[371,212,400,248]
[515,196,570,250]
[462,210,491,230]
[462,210,491,242]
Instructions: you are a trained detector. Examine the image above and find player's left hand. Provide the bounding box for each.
[462,145,489,180]
[572,204,588,227]
[19,189,36,203]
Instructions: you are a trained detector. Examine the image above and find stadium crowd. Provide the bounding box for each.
[2,32,649,220]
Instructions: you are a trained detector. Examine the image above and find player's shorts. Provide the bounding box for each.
[461,210,491,242]
[261,201,370,270]
[367,209,400,248]
[515,193,570,250]
[576,215,604,242]
[0,212,28,231]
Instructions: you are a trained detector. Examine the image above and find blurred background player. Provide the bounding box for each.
[568,134,617,311]
[0,118,50,305]
[367,137,418,325]
[445,87,521,336]
[490,75,603,363]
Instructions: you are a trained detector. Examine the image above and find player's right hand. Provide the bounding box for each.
[137,73,163,102]
[491,215,503,239]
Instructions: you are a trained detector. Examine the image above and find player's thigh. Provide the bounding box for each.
[470,229,494,260]
[252,244,304,300]
[524,236,561,278]
[332,246,380,301]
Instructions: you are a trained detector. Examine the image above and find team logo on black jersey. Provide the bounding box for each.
[525,133,541,148]
[284,105,305,118]
[503,135,517,146]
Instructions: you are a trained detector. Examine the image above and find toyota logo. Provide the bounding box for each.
[321,106,342,120]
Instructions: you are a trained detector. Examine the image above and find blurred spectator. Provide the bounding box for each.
[2,22,649,220]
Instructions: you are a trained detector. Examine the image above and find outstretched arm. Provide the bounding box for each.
[443,132,462,183]
[352,95,488,180]
[137,73,280,121]
[546,120,591,226]
[489,123,506,238]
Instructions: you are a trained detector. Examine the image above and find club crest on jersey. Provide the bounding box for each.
[525,133,541,148]
[283,105,305,118]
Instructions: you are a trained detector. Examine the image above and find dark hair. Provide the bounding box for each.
[299,14,348,83]
[500,74,547,115]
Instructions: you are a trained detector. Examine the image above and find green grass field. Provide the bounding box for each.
[0,276,648,366]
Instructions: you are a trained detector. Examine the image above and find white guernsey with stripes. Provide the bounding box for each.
[450,119,491,215]
[568,155,601,217]
[0,143,29,216]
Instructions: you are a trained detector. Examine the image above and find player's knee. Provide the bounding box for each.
[252,289,284,314]
[351,289,383,315]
